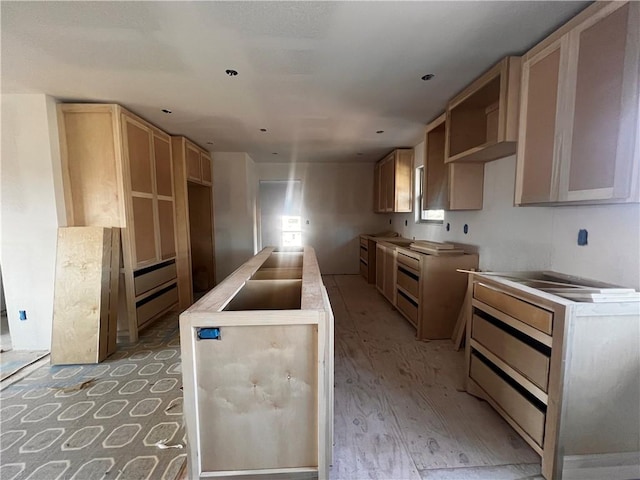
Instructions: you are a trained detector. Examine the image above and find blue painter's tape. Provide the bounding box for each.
[198,328,221,340]
[578,229,588,246]
[19,310,27,321]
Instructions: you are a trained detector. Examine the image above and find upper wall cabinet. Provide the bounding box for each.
[445,56,521,164]
[516,1,639,205]
[424,114,484,211]
[374,149,414,213]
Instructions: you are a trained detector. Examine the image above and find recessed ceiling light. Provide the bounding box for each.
[260,128,267,132]
[376,130,384,134]
[357,153,363,156]
[272,152,278,155]
[225,69,238,77]
[161,109,172,114]
[421,73,435,81]
[206,142,213,145]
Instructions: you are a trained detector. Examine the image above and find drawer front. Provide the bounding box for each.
[136,284,178,327]
[396,252,420,272]
[359,259,368,279]
[472,315,550,391]
[474,282,553,334]
[470,354,545,446]
[396,291,418,327]
[134,261,177,296]
[360,245,368,262]
[360,237,368,248]
[397,267,419,298]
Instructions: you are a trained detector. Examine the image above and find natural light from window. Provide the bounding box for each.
[281,215,303,247]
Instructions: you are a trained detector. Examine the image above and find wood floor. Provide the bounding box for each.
[326,274,542,480]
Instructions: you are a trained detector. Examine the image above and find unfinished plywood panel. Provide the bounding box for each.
[180,246,332,480]
[51,226,116,365]
[196,324,317,471]
[58,109,122,227]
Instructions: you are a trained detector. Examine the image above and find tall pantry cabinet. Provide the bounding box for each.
[171,136,216,310]
[58,104,179,342]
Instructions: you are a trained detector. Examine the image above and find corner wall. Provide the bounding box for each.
[1,94,65,350]
[392,142,640,289]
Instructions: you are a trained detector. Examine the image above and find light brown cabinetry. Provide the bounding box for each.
[395,247,478,340]
[374,149,414,213]
[58,104,179,342]
[186,143,213,185]
[516,1,640,205]
[375,242,397,304]
[172,136,216,310]
[465,271,640,479]
[445,56,521,164]
[180,247,333,480]
[424,114,484,210]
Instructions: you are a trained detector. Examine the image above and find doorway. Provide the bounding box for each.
[258,180,303,250]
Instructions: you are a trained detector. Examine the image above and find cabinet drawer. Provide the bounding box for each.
[472,314,550,391]
[396,252,420,272]
[474,282,553,334]
[360,237,368,248]
[359,259,368,279]
[396,291,418,327]
[360,245,368,262]
[136,284,178,327]
[134,260,177,296]
[470,354,545,446]
[397,266,419,298]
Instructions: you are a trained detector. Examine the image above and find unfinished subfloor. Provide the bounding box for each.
[325,274,542,480]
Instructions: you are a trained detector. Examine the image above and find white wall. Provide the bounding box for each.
[1,94,65,350]
[213,152,258,281]
[392,142,640,290]
[256,162,389,274]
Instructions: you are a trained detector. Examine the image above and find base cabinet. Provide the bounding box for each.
[465,271,640,479]
[395,247,478,340]
[180,247,333,480]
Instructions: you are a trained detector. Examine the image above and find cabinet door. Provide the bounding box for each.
[157,199,176,260]
[382,156,395,212]
[186,145,202,182]
[125,117,153,194]
[376,244,385,292]
[559,2,638,202]
[132,196,157,266]
[394,150,413,212]
[201,152,212,185]
[154,135,173,197]
[516,39,565,204]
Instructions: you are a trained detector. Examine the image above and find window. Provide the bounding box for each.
[416,166,444,223]
[281,215,303,247]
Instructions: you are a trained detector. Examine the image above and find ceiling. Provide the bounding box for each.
[2,1,589,163]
